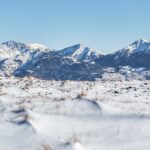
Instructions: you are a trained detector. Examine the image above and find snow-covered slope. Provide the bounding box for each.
[55,44,102,61]
[1,78,150,150]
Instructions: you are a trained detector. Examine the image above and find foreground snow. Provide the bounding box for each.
[1,77,150,150]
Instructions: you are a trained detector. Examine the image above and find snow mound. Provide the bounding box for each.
[49,99,102,116]
[62,99,101,115]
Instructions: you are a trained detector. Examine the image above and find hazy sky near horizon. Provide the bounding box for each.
[0,0,150,53]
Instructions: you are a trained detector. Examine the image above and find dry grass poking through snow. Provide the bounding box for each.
[41,145,52,150]
[1,78,150,150]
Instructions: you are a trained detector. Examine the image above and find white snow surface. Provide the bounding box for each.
[1,77,150,150]
[29,43,48,50]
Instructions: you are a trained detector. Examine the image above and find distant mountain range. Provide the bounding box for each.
[1,39,150,80]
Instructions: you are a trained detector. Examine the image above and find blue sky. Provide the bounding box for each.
[0,0,150,53]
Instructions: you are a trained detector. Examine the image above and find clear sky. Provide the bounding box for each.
[0,0,150,53]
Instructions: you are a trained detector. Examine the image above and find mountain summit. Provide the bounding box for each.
[116,39,150,56]
[0,41,47,76]
[55,43,102,61]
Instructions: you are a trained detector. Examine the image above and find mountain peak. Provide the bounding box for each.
[67,43,89,50]
[116,39,150,55]
[127,39,150,54]
[1,40,48,52]
[130,39,148,47]
[1,40,28,51]
[56,44,101,61]
[2,40,19,45]
[74,43,83,47]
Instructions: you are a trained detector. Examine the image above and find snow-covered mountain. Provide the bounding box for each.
[95,39,150,68]
[14,43,103,80]
[2,41,48,51]
[55,44,102,61]
[1,39,150,80]
[115,39,150,57]
[0,41,48,76]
